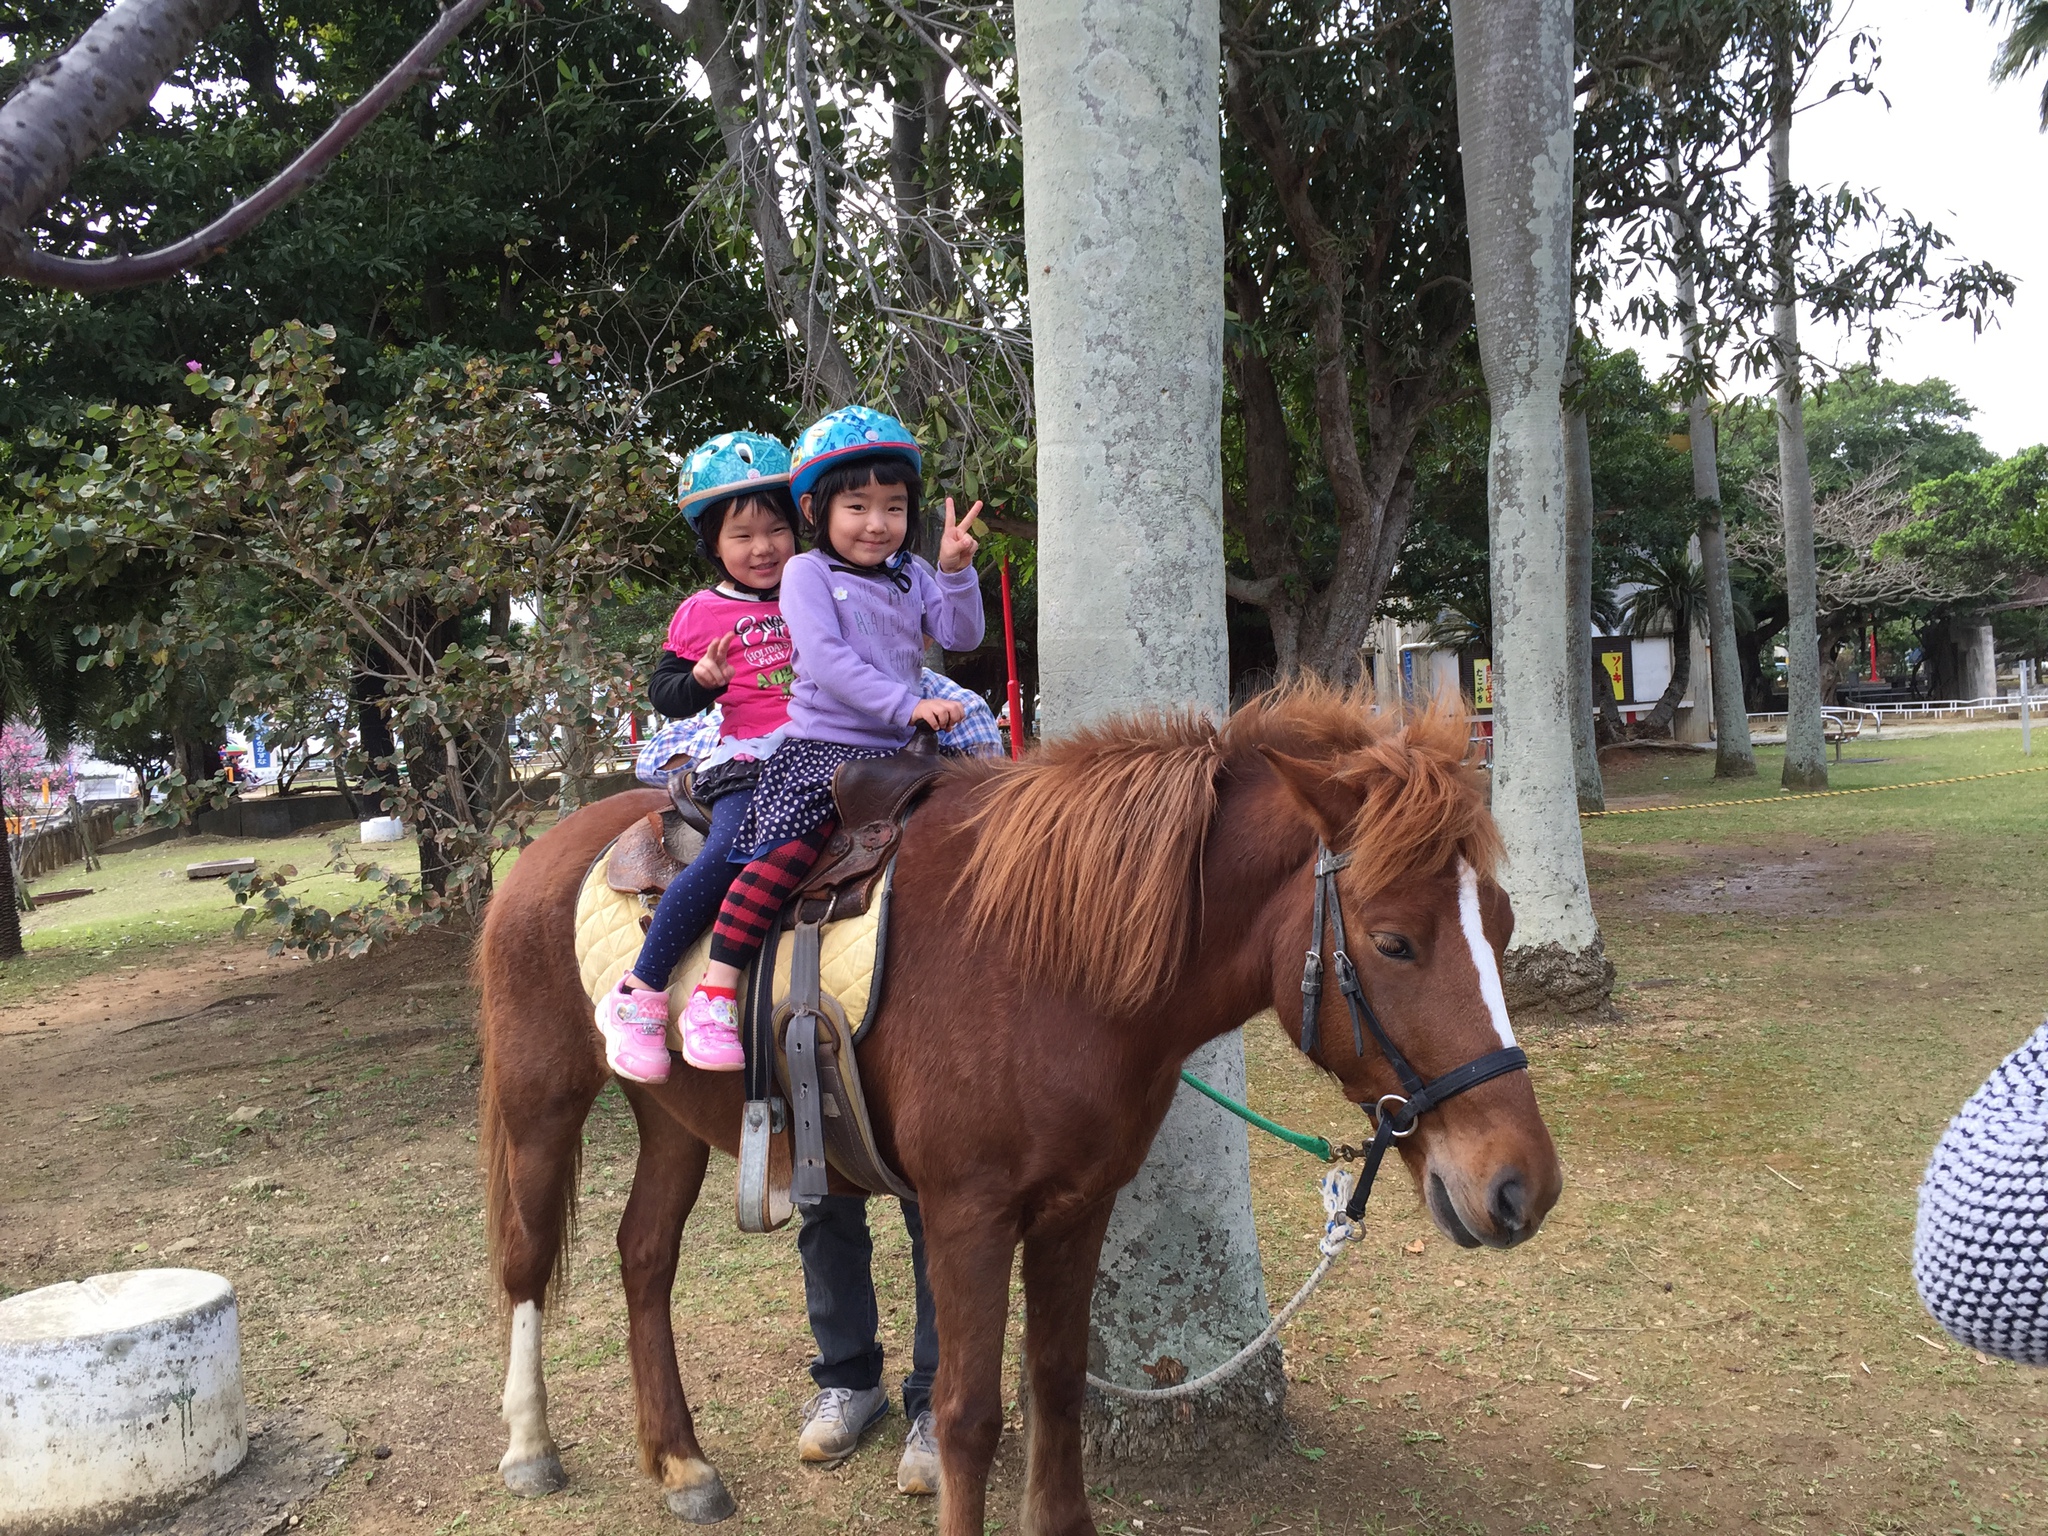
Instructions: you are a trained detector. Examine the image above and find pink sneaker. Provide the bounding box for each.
[680,988,745,1072]
[596,986,671,1083]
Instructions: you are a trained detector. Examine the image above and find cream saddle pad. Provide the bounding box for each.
[573,843,889,1048]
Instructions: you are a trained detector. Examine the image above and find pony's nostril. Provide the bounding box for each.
[1488,1171,1527,1235]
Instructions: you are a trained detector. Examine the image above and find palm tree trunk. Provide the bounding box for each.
[1639,638,1693,736]
[1450,0,1612,1013]
[1564,391,1603,810]
[1673,285,1757,780]
[1770,37,1828,790]
[1662,116,1756,780]
[1019,0,1279,1458]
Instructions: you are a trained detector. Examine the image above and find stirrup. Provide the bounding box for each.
[737,1096,791,1233]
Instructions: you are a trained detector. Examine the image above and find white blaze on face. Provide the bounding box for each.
[1457,858,1516,1048]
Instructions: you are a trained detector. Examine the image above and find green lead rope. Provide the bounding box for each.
[1179,1069,1333,1162]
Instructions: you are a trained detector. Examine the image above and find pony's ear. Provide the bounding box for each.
[1257,745,1365,844]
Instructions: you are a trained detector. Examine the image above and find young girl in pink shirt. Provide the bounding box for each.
[671,407,985,1067]
[596,431,801,1083]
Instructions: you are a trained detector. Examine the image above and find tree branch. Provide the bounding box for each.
[877,0,1020,137]
[0,0,241,262]
[1,0,494,292]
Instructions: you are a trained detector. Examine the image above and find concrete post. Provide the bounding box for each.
[1018,0,1282,1461]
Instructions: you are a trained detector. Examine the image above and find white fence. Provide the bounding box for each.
[1747,696,2040,732]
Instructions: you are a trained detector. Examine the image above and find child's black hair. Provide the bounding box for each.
[696,486,801,577]
[804,457,927,564]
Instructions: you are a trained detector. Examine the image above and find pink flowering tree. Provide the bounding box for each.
[0,721,75,817]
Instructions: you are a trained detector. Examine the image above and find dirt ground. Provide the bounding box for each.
[5,735,2046,1535]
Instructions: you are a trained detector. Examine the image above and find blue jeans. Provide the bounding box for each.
[630,790,750,987]
[798,1195,937,1420]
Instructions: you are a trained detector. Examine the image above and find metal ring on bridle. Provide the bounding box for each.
[1374,1093,1417,1138]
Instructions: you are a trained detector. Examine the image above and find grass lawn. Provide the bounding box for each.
[1231,724,2048,1532]
[2,732,2043,1533]
[5,824,423,1007]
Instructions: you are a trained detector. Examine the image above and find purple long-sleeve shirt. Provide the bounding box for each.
[780,549,987,749]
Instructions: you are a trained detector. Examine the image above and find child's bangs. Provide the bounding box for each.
[808,457,925,559]
[701,487,800,545]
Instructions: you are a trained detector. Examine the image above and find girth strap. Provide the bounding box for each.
[785,921,830,1207]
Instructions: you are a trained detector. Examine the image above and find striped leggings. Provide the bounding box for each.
[707,821,836,969]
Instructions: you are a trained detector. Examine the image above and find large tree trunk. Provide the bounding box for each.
[1769,42,1827,791]
[1219,70,1442,680]
[1451,0,1611,1014]
[1563,384,1602,811]
[1019,0,1280,1462]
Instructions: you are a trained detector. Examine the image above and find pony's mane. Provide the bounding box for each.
[1229,679,1502,903]
[952,678,1497,1013]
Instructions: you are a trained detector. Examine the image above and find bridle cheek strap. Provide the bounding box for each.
[1300,841,1530,1224]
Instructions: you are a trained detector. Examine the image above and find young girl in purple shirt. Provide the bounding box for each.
[676,406,986,1068]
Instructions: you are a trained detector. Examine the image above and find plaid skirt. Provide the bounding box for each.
[730,737,892,859]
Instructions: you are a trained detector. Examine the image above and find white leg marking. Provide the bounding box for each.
[500,1300,557,1469]
[1457,859,1517,1048]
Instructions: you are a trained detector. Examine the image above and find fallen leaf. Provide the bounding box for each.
[227,1105,265,1124]
[1404,1238,1426,1256]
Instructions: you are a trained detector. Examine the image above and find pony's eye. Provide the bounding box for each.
[1371,933,1414,961]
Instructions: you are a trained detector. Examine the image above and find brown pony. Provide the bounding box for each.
[476,682,1561,1535]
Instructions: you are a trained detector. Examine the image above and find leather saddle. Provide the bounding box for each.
[608,727,948,921]
[794,725,947,922]
[605,801,705,899]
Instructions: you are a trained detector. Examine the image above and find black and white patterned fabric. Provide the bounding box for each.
[729,737,891,858]
[1913,1020,2048,1366]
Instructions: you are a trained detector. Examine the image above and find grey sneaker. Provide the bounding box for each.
[797,1386,889,1465]
[896,1409,938,1496]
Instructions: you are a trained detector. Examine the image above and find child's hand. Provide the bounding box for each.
[911,697,966,732]
[937,498,983,574]
[692,634,736,689]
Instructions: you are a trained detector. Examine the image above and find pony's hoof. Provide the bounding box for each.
[501,1452,567,1497]
[664,1472,737,1524]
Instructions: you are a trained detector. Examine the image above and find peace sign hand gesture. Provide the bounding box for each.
[937,498,983,574]
[692,632,736,689]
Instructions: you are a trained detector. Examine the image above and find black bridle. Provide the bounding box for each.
[1301,843,1529,1224]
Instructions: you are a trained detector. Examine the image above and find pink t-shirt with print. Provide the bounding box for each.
[664,588,795,741]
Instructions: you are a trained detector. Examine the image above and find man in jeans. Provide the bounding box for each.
[638,685,989,1492]
[795,1195,938,1494]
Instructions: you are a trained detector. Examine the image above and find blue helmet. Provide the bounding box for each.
[677,431,793,533]
[790,406,922,500]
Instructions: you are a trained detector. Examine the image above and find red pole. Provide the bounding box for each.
[1000,558,1025,759]
[1868,617,1880,683]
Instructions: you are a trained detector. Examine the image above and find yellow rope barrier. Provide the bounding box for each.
[1580,761,2048,818]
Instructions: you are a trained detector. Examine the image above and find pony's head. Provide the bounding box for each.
[1234,685,1561,1250]
[950,679,1562,1251]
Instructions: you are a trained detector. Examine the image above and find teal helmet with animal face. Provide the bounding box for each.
[789,407,922,499]
[676,431,793,534]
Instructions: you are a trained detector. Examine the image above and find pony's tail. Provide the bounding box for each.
[474,930,581,1318]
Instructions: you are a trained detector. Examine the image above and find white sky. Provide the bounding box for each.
[1623,0,2048,456]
